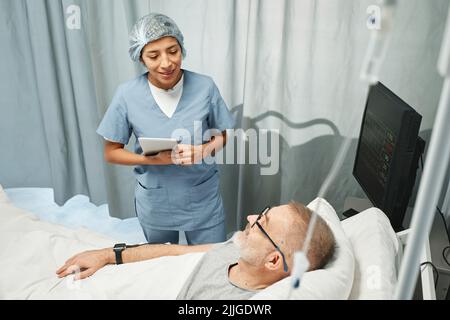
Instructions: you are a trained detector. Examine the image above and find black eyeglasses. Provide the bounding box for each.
[251,206,288,273]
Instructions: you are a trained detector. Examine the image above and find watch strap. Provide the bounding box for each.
[114,243,146,265]
[114,248,123,265]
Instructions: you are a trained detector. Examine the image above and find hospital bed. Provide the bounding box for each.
[0,185,435,300]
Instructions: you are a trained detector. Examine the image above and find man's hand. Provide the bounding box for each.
[56,248,113,280]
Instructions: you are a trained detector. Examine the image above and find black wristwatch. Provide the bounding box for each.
[113,243,127,265]
[113,243,145,264]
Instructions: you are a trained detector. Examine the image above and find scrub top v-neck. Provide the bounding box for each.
[97,69,235,231]
[148,73,184,119]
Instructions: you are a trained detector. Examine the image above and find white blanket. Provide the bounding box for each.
[0,196,204,300]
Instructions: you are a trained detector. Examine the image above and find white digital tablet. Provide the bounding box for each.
[138,137,179,156]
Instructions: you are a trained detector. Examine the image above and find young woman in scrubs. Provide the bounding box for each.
[97,13,235,245]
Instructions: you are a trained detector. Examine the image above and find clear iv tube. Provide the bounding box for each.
[288,0,398,298]
[288,137,353,298]
[302,137,353,254]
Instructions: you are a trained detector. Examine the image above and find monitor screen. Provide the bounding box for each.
[353,82,423,231]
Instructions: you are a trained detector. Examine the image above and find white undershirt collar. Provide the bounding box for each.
[148,73,184,118]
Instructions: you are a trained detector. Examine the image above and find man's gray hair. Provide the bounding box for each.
[285,202,336,271]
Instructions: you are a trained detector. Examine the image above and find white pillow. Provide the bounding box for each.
[341,208,399,299]
[251,197,355,300]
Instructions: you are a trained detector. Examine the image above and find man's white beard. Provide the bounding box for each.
[231,231,244,249]
[232,231,265,267]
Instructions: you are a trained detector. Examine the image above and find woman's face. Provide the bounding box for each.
[140,36,183,90]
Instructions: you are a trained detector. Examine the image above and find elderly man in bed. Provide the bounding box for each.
[57,202,336,300]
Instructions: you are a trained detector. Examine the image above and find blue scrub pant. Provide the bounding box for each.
[143,221,226,245]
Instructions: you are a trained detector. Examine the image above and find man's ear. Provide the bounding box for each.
[264,251,283,271]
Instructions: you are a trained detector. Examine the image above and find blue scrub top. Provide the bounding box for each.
[97,70,235,231]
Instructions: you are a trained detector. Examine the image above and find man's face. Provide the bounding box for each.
[140,36,183,89]
[233,205,290,267]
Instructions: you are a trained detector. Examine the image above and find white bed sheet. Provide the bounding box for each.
[0,189,203,299]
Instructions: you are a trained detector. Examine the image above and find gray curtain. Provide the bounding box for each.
[0,0,448,235]
[0,0,106,205]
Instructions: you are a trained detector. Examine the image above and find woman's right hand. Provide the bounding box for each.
[145,150,175,165]
[103,141,175,166]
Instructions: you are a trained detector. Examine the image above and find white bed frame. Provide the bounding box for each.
[396,229,436,300]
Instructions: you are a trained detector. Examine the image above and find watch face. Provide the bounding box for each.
[114,243,126,250]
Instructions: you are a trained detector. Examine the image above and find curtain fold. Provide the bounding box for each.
[21,0,106,205]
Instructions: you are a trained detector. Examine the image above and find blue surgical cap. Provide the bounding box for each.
[129,13,186,62]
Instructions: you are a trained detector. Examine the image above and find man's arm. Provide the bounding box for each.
[121,243,213,264]
[56,243,213,280]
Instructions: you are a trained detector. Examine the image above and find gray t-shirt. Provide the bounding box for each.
[176,240,258,300]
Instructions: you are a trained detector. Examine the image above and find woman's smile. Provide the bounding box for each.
[159,69,176,80]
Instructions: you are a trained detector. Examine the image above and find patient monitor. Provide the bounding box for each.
[345,82,424,232]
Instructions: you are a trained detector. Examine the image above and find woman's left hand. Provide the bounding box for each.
[174,144,206,166]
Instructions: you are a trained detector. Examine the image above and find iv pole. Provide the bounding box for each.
[395,4,450,299]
